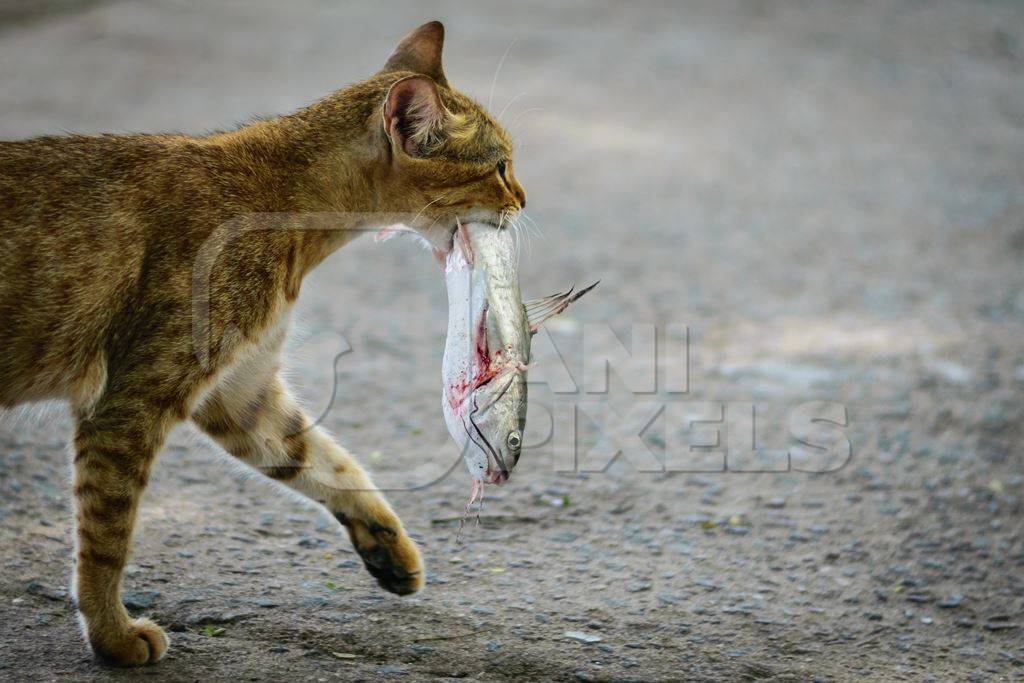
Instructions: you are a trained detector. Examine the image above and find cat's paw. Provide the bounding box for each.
[91,618,169,666]
[336,513,425,595]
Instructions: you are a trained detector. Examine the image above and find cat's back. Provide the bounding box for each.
[0,133,165,221]
[0,134,175,406]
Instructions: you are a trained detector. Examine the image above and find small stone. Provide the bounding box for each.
[25,581,66,602]
[626,582,652,593]
[377,665,409,675]
[186,610,254,626]
[410,644,436,654]
[936,595,963,609]
[564,631,602,643]
[983,621,1018,632]
[123,590,160,610]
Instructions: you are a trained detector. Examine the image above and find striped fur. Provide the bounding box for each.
[0,22,524,666]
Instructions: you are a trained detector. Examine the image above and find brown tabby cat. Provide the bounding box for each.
[0,21,525,666]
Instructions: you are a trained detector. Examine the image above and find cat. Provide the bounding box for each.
[0,21,526,666]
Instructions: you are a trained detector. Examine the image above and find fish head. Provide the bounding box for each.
[462,367,527,484]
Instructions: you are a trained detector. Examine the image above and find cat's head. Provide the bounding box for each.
[372,22,526,247]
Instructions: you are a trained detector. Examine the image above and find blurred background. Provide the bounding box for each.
[1,1,1022,679]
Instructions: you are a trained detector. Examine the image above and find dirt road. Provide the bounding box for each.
[1,1,1022,680]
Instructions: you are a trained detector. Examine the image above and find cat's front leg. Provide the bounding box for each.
[73,397,175,666]
[193,377,424,595]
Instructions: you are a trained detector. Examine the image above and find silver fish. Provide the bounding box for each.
[441,221,595,508]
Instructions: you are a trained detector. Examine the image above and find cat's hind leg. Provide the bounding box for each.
[193,375,424,595]
[73,395,176,665]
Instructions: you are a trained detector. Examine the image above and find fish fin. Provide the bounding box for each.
[474,372,515,413]
[526,281,599,334]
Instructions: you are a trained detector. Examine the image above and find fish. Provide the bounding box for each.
[440,221,596,510]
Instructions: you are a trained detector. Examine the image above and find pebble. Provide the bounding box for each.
[936,595,963,608]
[377,665,409,675]
[409,644,436,654]
[123,590,160,610]
[564,631,602,643]
[25,581,66,602]
[983,621,1018,632]
[186,610,254,626]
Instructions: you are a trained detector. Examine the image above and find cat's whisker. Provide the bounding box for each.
[512,215,523,261]
[519,211,543,244]
[497,91,530,123]
[409,194,447,231]
[507,106,543,130]
[487,39,517,111]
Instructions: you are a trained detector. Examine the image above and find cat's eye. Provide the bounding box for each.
[507,431,521,449]
[496,160,508,182]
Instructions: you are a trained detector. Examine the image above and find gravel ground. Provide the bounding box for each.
[1,1,1022,680]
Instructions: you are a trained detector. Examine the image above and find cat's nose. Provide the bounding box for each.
[514,183,526,210]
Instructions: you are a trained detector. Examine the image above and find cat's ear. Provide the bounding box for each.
[381,21,448,87]
[383,75,445,157]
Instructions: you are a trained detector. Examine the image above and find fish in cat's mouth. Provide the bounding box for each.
[439,221,595,517]
[377,217,595,520]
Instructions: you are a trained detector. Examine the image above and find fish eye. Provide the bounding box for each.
[507,431,521,448]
